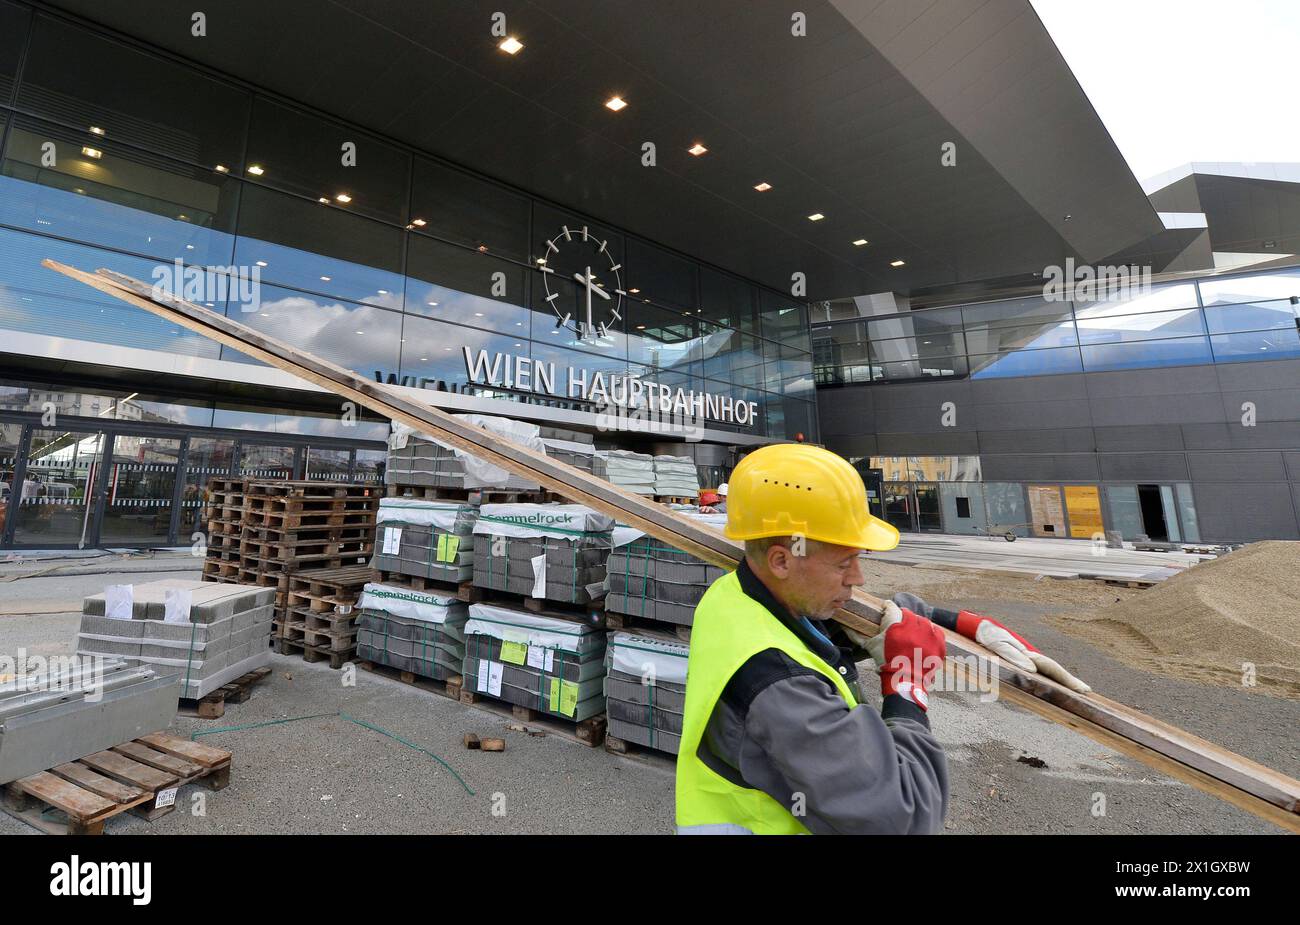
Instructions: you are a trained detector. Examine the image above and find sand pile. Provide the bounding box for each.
[1047,541,1300,699]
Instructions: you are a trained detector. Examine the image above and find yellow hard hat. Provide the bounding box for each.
[724,444,899,551]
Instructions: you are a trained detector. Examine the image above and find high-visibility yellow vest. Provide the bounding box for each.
[675,570,857,834]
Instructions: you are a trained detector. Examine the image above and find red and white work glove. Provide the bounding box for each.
[851,603,946,711]
[893,592,1091,693]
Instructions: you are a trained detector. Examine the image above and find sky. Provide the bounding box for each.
[1031,0,1300,185]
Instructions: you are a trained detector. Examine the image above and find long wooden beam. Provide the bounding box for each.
[44,260,1300,832]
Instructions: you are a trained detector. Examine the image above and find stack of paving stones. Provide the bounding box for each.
[462,602,607,721]
[592,450,656,494]
[354,582,469,681]
[77,579,274,701]
[384,424,539,492]
[370,498,478,584]
[538,426,596,474]
[605,513,727,628]
[652,455,700,498]
[471,504,613,606]
[604,630,688,755]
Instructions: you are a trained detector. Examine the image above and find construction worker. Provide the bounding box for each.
[676,443,949,834]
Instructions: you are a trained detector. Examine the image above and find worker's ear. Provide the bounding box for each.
[766,542,794,579]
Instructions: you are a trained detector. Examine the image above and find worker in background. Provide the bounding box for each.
[676,443,948,834]
[698,483,727,514]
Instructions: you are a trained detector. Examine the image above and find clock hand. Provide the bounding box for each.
[572,271,611,300]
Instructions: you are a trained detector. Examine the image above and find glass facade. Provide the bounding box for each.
[813,270,1300,385]
[0,5,815,441]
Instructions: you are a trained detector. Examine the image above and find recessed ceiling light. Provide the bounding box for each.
[335,193,351,203]
[628,288,640,294]
[420,357,428,361]
[214,164,229,173]
[377,289,388,295]
[88,126,105,136]
[474,312,484,317]
[443,347,452,351]
[411,218,426,227]
[852,239,868,246]
[688,143,708,156]
[605,96,628,112]
[255,260,268,267]
[890,259,906,267]
[177,214,188,221]
[498,36,523,55]
[427,301,438,307]
[807,213,824,222]
[319,198,330,204]
[247,164,264,176]
[636,325,646,330]
[81,146,102,159]
[320,276,331,281]
[754,182,772,192]
[356,330,365,335]
[477,244,489,253]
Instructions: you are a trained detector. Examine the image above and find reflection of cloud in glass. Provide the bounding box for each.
[241,293,400,374]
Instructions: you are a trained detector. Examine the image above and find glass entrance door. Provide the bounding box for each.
[883,482,914,532]
[913,483,943,532]
[11,428,107,546]
[98,433,182,547]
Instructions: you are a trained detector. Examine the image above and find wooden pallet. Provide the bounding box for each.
[604,734,676,761]
[1,733,232,835]
[372,569,480,601]
[605,610,692,641]
[356,660,463,700]
[453,690,606,747]
[274,635,353,669]
[473,587,604,622]
[245,480,379,499]
[384,483,549,504]
[178,666,272,719]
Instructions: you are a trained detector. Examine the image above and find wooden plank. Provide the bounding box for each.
[50,763,144,804]
[79,749,177,791]
[44,259,1300,832]
[12,771,114,820]
[136,732,232,769]
[111,741,203,779]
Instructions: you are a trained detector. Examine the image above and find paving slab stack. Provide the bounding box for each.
[384,415,544,492]
[605,512,727,627]
[652,455,700,498]
[539,426,597,474]
[370,497,479,583]
[0,659,180,785]
[463,603,607,721]
[604,630,689,755]
[77,579,275,700]
[593,449,656,495]
[472,504,614,606]
[354,582,468,681]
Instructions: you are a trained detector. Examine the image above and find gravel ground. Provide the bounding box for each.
[0,554,1293,835]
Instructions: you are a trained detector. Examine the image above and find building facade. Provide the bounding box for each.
[815,265,1300,543]
[0,1,816,549]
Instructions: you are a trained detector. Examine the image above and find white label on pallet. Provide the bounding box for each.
[488,661,503,697]
[545,650,554,673]
[477,659,489,692]
[526,645,545,670]
[104,584,133,620]
[155,787,178,808]
[382,526,403,555]
[530,554,546,598]
[163,588,192,624]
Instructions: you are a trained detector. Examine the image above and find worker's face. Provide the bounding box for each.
[765,540,865,619]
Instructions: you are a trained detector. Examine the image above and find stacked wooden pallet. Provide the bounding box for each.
[1,733,232,835]
[200,477,246,583]
[275,565,375,668]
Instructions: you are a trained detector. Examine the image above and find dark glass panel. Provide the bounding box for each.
[233,184,403,304]
[404,233,530,333]
[1079,336,1212,372]
[17,15,248,170]
[411,157,530,262]
[245,98,409,223]
[1,116,238,265]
